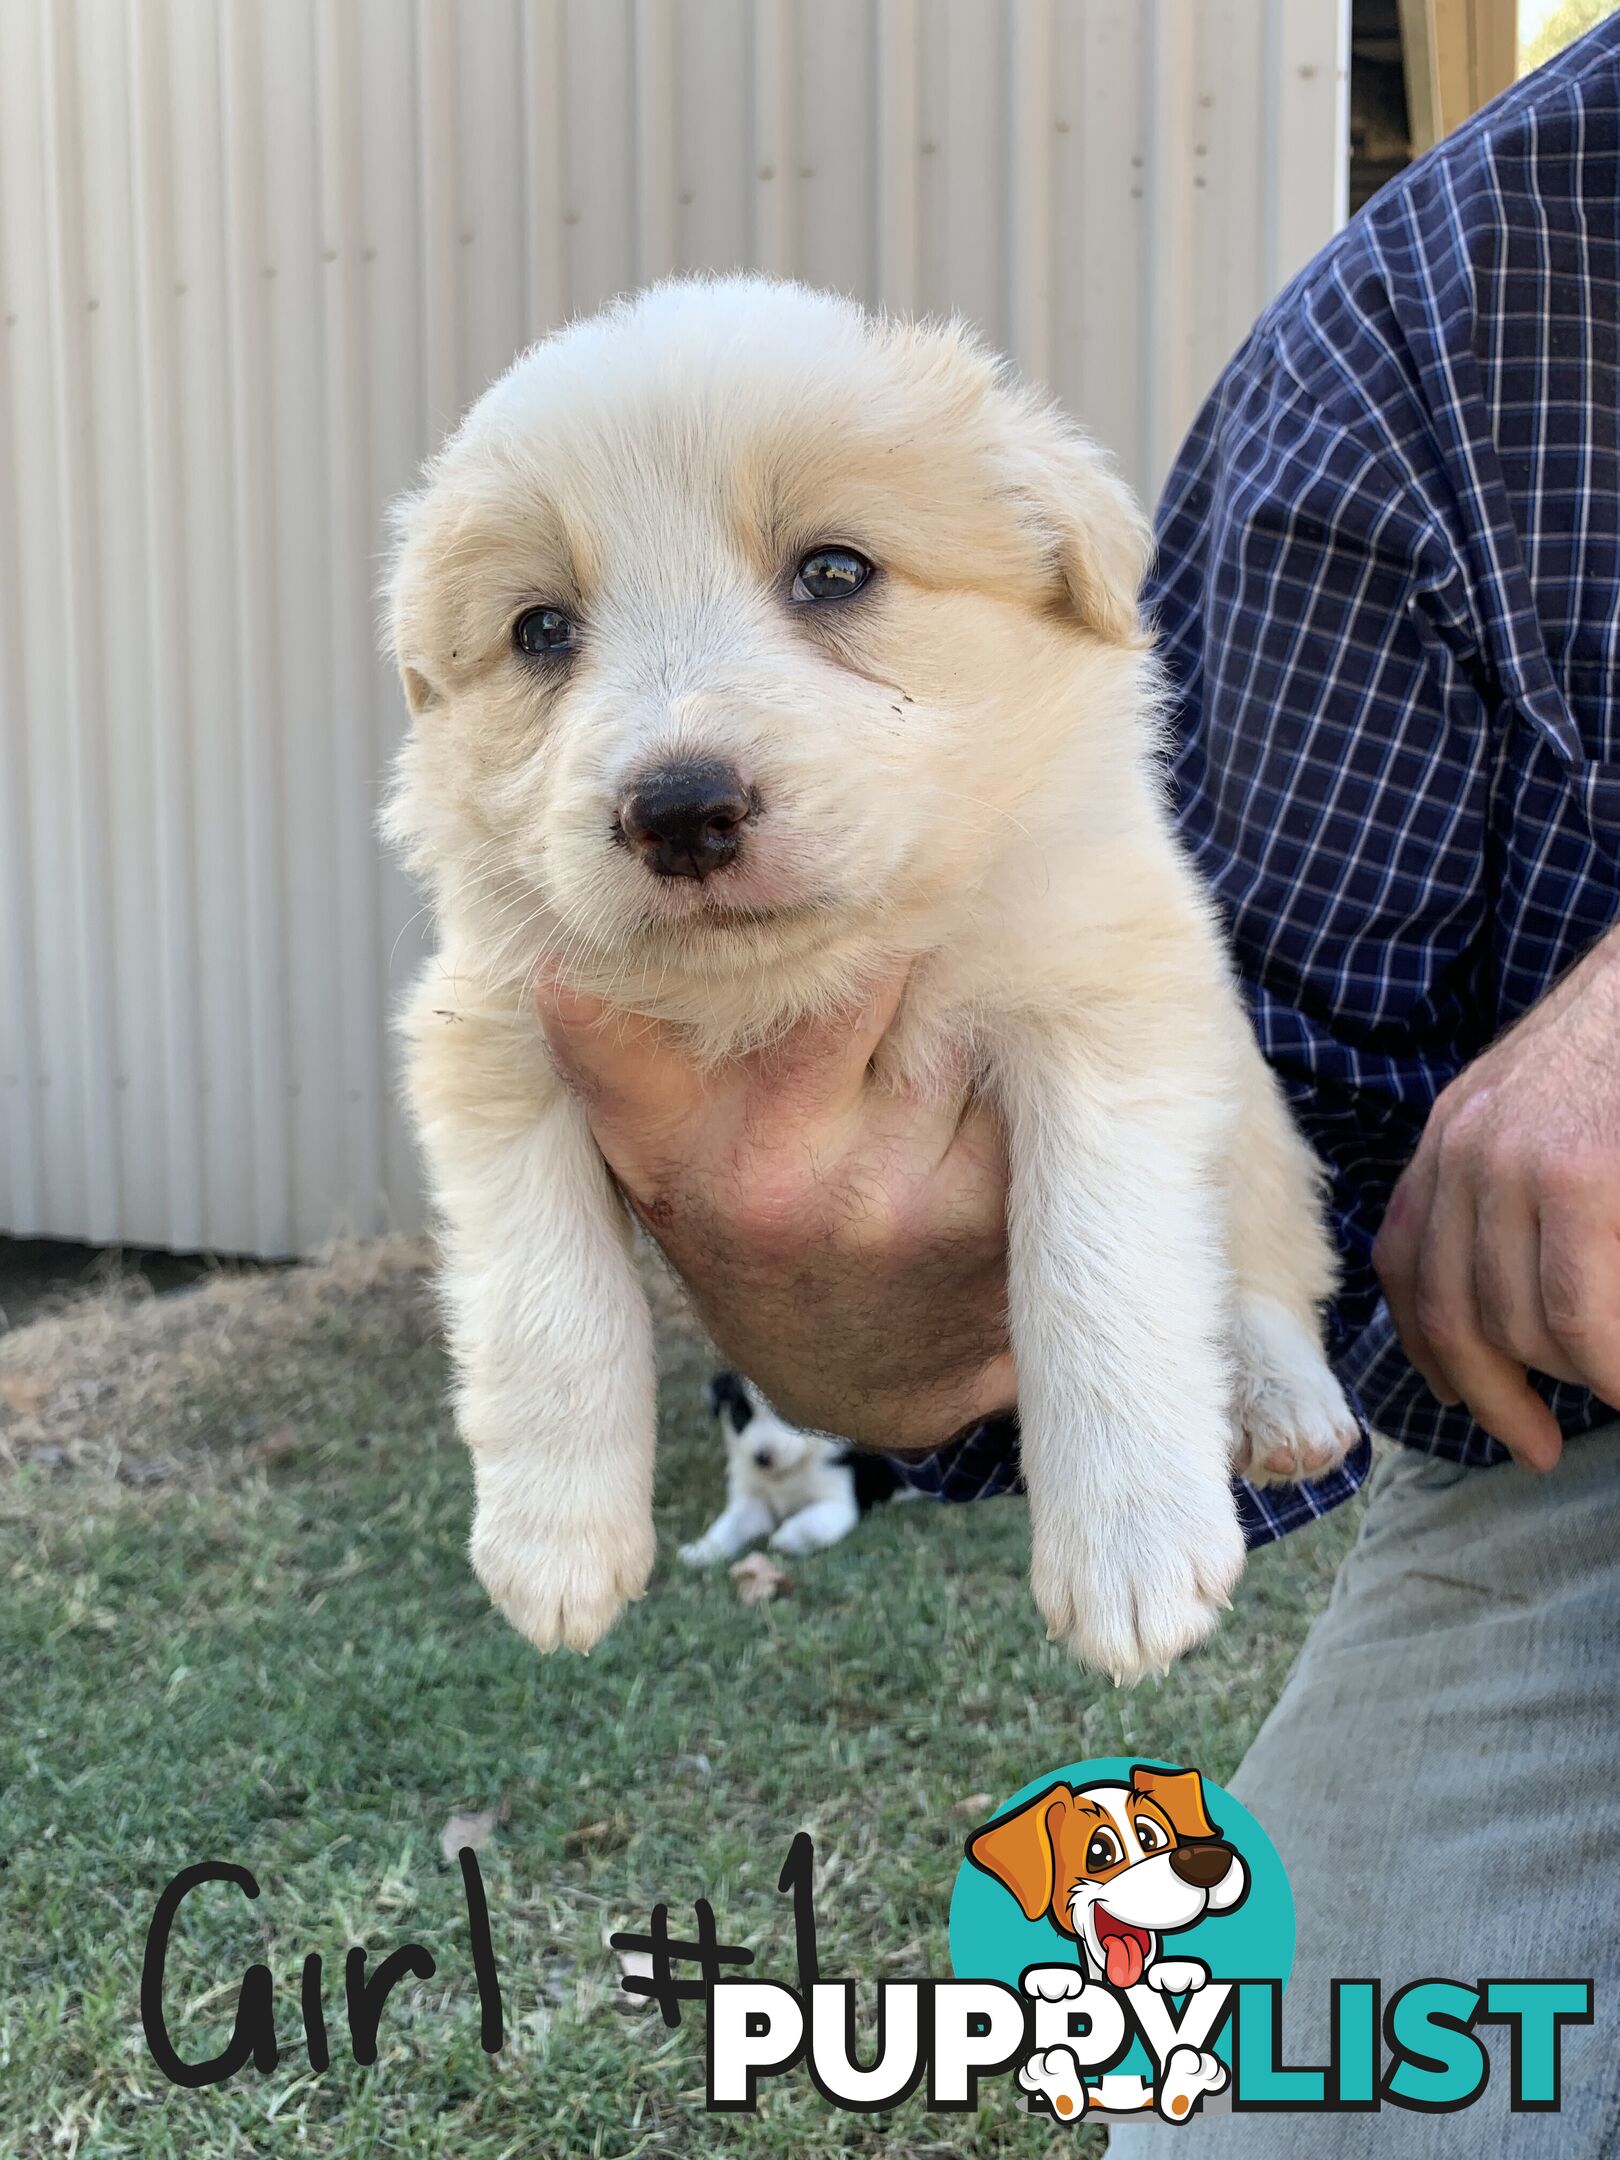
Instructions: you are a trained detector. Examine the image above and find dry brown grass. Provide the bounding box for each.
[0,1240,431,1501]
[0,1233,700,1518]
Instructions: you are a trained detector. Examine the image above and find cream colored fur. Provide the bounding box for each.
[385,275,1356,1680]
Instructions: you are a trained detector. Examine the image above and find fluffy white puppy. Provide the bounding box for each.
[386,275,1357,1680]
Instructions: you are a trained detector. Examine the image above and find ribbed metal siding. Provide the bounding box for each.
[0,0,1348,1257]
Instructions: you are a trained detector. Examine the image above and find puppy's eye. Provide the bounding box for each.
[1134,1818,1166,1853]
[513,605,576,657]
[1085,1830,1121,1871]
[792,547,873,602]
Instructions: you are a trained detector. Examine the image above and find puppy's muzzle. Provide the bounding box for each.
[620,760,754,881]
[1168,1843,1235,1889]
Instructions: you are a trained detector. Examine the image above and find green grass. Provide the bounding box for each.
[0,1258,1359,2158]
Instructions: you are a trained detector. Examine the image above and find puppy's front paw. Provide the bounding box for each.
[1031,1473,1244,1684]
[470,1459,654,1652]
[678,1536,723,1568]
[1231,1294,1359,1486]
[767,1512,850,1557]
[473,1509,654,1651]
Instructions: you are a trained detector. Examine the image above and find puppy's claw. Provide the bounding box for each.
[1031,1476,1245,1683]
[471,1496,655,1656]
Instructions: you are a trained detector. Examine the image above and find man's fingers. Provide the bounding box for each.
[1374,1146,1459,1406]
[1537,1195,1620,1410]
[1449,1331,1566,1470]
[1381,1140,1561,1467]
[1410,1161,1564,1469]
[1407,1156,1484,1405]
[537,980,710,1138]
[1472,1178,1583,1384]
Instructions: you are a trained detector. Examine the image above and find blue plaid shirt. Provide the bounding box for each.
[894,22,1620,1542]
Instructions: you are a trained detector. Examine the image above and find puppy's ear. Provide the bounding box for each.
[1004,417,1151,646]
[966,1785,1072,1921]
[705,1371,753,1431]
[398,663,442,717]
[384,482,455,716]
[1130,1765,1218,1844]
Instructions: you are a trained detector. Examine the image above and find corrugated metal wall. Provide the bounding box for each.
[0,0,1348,1257]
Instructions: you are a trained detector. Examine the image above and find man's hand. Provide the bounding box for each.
[1373,925,1620,1470]
[538,972,1015,1452]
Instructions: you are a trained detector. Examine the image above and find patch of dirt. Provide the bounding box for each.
[0,1233,701,1516]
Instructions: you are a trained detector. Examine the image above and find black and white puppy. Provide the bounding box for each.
[679,1372,905,1565]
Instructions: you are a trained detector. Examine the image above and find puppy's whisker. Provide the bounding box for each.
[927,785,1041,850]
[388,901,436,971]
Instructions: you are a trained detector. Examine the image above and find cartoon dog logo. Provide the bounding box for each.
[966,1763,1248,1986]
[966,1764,1248,2123]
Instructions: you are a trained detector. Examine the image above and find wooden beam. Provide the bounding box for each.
[1398,0,1518,152]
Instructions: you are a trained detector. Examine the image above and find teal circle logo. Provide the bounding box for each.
[949,1757,1293,2094]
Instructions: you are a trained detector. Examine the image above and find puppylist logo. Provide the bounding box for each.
[683,1756,1592,2125]
[955,1759,1258,2123]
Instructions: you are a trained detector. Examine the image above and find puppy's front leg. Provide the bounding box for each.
[1225,1031,1359,1483]
[679,1494,775,1567]
[767,1492,860,1555]
[1001,1023,1245,1680]
[407,978,656,1652]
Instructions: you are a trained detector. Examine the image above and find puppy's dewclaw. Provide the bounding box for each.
[386,273,1349,1673]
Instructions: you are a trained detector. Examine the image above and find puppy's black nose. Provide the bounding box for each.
[753,1447,776,1470]
[620,762,752,881]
